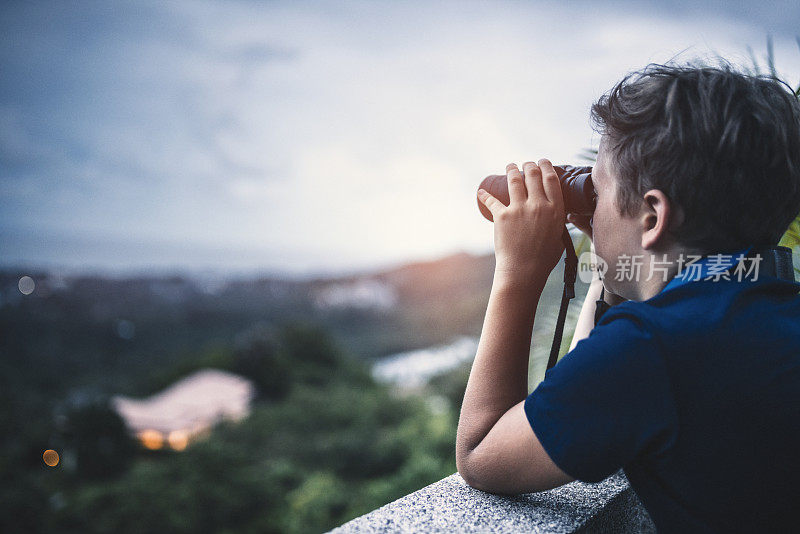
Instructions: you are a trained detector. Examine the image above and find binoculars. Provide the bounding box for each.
[477,165,596,221]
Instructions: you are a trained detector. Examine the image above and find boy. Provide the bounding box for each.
[456,62,800,532]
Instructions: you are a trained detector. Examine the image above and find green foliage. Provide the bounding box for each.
[779,216,800,250]
[143,347,235,396]
[229,321,376,400]
[58,401,137,481]
[778,216,800,280]
[232,325,295,400]
[55,377,455,534]
[428,362,471,411]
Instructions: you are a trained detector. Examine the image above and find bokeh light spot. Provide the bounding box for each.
[115,319,136,340]
[18,276,35,295]
[139,429,164,450]
[43,449,60,467]
[168,430,189,451]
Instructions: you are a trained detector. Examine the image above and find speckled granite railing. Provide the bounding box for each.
[329,470,656,533]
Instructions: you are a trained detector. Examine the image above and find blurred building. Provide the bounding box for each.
[112,369,255,451]
[313,278,397,310]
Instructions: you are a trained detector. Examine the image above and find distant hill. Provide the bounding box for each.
[0,248,589,399]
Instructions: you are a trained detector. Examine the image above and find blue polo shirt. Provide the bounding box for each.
[524,254,800,532]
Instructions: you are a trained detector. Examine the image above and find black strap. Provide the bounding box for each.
[546,226,578,370]
[595,286,612,327]
[756,246,795,281]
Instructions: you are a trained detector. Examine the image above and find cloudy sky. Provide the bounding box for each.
[1,0,799,276]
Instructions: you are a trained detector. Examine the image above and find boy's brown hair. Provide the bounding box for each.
[590,60,800,252]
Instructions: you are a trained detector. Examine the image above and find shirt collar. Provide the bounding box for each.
[661,247,753,294]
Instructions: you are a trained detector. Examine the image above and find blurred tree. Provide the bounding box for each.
[59,400,136,481]
[232,324,293,401]
[427,361,471,412]
[57,370,456,533]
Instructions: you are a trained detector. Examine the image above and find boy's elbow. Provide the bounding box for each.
[457,448,561,495]
[457,462,486,492]
[456,450,481,489]
[456,452,503,494]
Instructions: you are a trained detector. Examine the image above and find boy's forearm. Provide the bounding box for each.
[569,278,604,351]
[456,270,545,459]
[570,276,628,351]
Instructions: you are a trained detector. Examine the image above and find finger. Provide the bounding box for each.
[538,158,564,211]
[505,163,526,204]
[477,188,503,218]
[522,161,546,200]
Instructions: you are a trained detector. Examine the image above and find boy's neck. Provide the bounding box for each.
[632,246,702,301]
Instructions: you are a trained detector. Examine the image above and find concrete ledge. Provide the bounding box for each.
[329,470,655,533]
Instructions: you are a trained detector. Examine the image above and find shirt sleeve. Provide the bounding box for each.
[524,303,678,483]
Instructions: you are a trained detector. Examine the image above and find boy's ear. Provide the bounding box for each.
[640,189,674,250]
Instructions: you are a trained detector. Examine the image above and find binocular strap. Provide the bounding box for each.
[546,226,578,371]
[595,287,612,327]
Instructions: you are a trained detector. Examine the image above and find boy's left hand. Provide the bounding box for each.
[478,160,566,284]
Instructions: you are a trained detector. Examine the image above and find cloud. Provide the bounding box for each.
[1,0,798,273]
